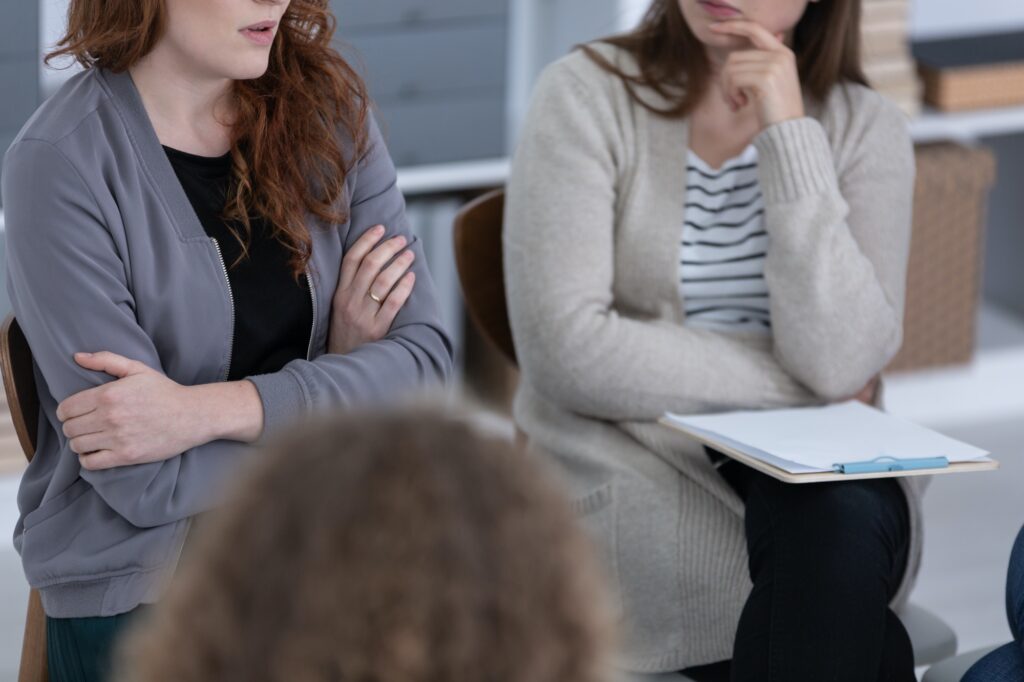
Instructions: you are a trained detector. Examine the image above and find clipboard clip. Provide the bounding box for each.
[833,456,949,475]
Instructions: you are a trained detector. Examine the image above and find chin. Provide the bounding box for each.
[694,27,746,49]
[229,59,272,81]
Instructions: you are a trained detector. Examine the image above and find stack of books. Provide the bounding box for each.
[913,30,1024,111]
[860,0,921,116]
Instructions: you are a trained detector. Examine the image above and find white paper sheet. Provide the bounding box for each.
[664,401,992,473]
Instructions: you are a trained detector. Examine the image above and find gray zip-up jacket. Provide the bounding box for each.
[1,67,454,618]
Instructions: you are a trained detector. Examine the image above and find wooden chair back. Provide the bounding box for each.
[452,189,517,367]
[0,315,48,682]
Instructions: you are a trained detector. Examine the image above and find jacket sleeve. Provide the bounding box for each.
[754,96,915,400]
[503,61,816,422]
[241,114,454,436]
[3,137,250,529]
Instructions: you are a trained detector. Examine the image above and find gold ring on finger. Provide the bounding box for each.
[368,291,384,304]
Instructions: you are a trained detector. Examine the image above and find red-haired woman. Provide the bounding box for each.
[1,1,452,678]
[504,0,919,679]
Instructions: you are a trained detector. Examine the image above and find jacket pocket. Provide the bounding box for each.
[20,481,180,588]
[22,478,90,531]
[571,482,623,617]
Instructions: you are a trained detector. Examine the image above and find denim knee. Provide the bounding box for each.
[962,642,1024,682]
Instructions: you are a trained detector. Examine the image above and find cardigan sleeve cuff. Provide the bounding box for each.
[753,117,837,204]
[246,368,310,442]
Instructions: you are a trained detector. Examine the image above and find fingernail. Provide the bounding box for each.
[76,352,92,358]
[373,225,385,236]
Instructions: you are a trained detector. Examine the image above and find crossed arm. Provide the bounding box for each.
[55,224,419,472]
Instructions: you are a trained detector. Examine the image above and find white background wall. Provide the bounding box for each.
[909,0,1024,39]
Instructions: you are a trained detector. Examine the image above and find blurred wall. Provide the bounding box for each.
[0,2,40,205]
[909,0,1024,38]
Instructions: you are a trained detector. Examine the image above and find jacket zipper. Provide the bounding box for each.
[210,238,235,381]
[304,269,317,360]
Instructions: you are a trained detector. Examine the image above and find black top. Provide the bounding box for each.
[163,145,313,382]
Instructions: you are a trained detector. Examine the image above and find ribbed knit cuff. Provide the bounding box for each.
[246,367,310,442]
[753,117,837,204]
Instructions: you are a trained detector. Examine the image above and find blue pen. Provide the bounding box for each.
[833,456,949,475]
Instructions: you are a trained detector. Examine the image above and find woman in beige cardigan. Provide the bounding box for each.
[504,0,920,680]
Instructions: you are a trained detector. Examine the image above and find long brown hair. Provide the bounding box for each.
[115,409,616,682]
[46,0,369,279]
[583,0,867,118]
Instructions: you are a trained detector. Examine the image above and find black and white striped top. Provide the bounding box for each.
[679,146,771,333]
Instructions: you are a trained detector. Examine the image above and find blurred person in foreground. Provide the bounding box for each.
[114,409,616,682]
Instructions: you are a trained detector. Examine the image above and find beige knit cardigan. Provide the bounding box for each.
[503,44,927,673]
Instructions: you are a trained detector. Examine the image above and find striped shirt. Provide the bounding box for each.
[679,145,771,333]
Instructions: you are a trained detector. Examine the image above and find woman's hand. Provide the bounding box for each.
[709,20,805,130]
[328,224,417,355]
[57,352,208,470]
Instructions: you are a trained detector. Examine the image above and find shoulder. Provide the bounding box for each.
[533,42,639,105]
[815,81,914,171]
[3,68,122,185]
[8,69,113,150]
[817,82,911,145]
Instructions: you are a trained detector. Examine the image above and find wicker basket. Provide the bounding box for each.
[887,142,997,373]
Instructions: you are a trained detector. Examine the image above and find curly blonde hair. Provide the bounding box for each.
[115,410,616,682]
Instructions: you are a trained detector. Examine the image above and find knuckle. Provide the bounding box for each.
[106,407,125,427]
[365,251,387,269]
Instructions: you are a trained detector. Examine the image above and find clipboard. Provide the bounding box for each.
[658,415,1000,484]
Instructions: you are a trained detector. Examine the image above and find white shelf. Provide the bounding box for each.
[884,303,1024,429]
[395,158,510,197]
[391,105,1024,197]
[910,104,1024,143]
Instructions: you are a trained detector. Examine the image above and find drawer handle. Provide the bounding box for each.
[397,83,421,100]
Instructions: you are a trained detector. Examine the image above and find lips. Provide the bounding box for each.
[242,20,277,32]
[240,20,277,46]
[699,0,741,18]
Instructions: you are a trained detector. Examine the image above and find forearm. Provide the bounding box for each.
[189,380,265,444]
[754,116,913,398]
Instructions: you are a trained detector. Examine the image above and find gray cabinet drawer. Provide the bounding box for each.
[332,0,506,31]
[0,129,19,208]
[0,59,40,130]
[0,3,38,57]
[341,23,506,101]
[375,95,505,167]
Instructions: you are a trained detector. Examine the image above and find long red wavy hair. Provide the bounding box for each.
[46,0,369,279]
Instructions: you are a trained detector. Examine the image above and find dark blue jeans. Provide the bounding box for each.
[963,525,1024,681]
[685,450,915,682]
